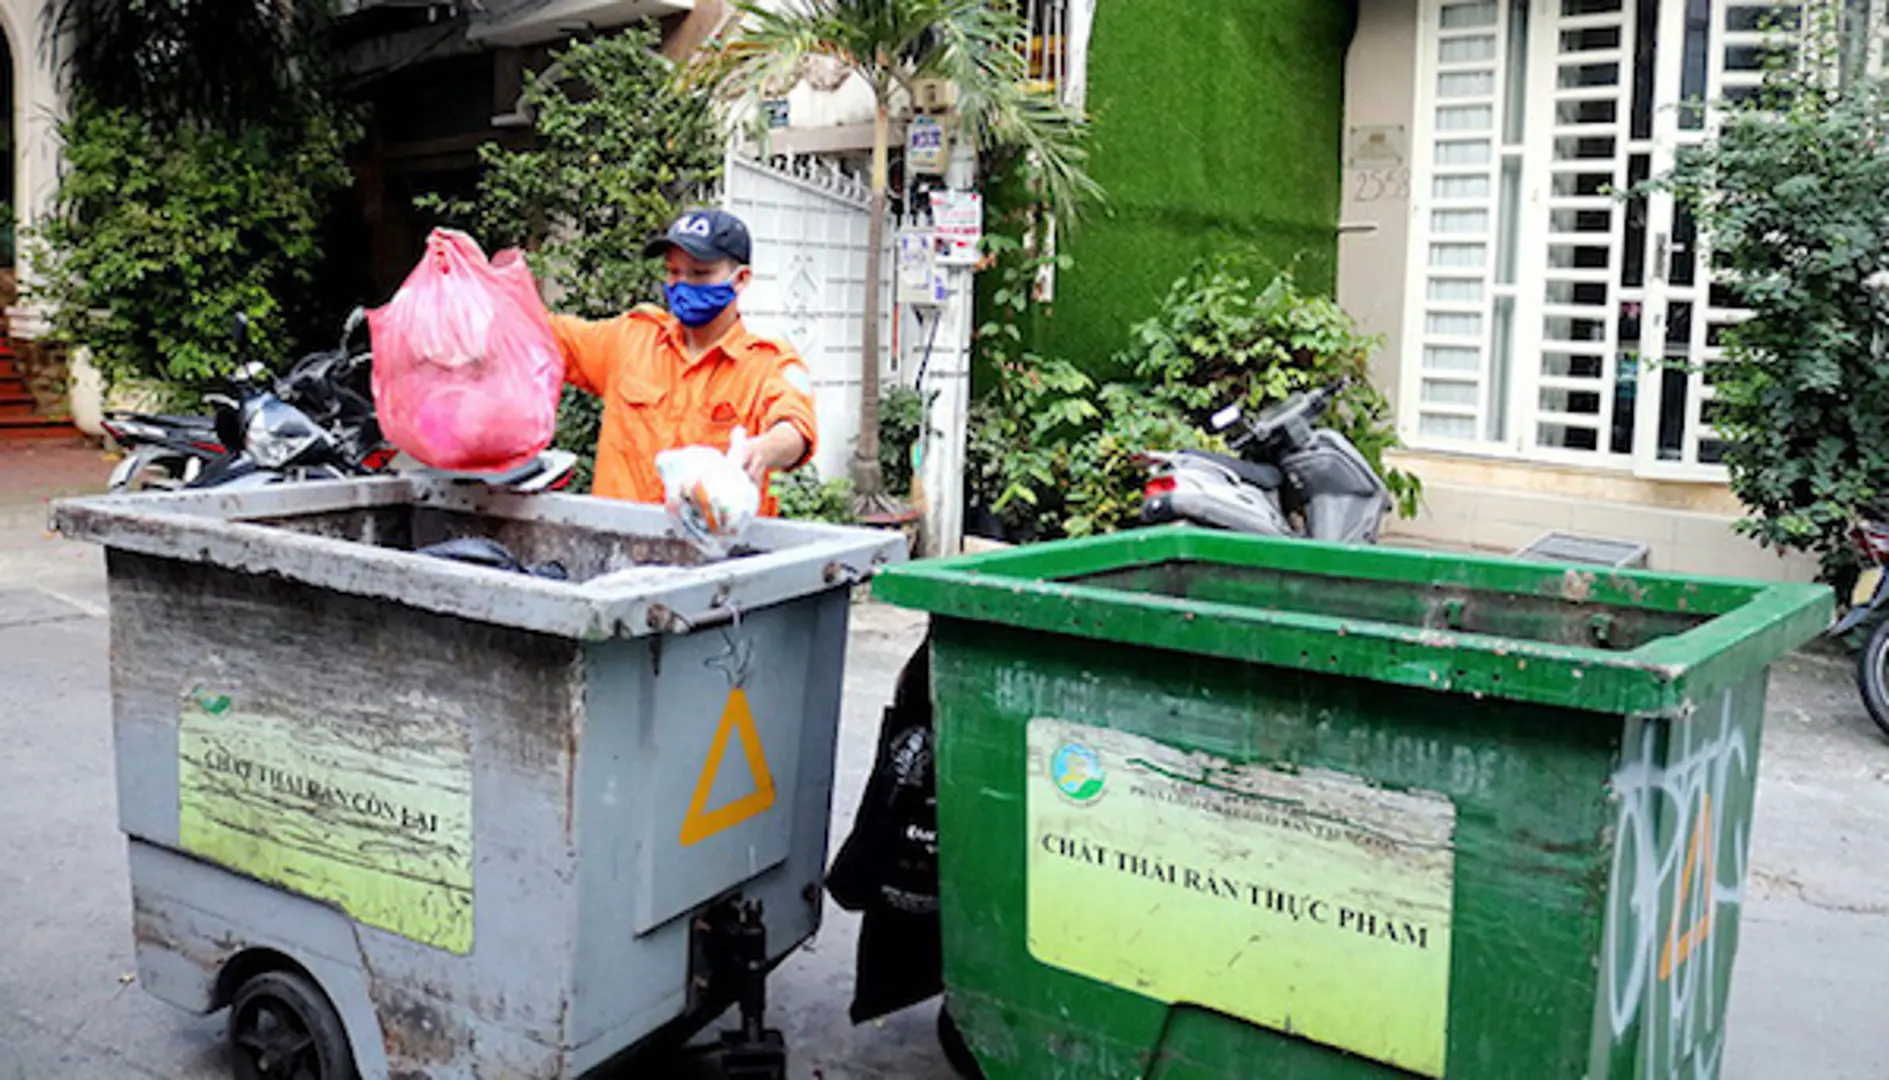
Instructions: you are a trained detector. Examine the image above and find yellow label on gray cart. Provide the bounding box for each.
[1026,719,1456,1077]
[179,692,474,954]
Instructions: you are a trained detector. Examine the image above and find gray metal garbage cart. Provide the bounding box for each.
[51,476,906,1080]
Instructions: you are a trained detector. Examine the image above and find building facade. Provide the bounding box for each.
[1341,0,1825,579]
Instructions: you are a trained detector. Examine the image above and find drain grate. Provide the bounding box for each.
[1513,531,1651,569]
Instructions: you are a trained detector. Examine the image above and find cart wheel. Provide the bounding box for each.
[228,970,358,1080]
[937,1003,984,1080]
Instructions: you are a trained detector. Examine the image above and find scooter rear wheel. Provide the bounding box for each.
[109,448,191,494]
[1856,618,1889,740]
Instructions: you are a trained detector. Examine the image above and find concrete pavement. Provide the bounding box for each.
[2,444,1886,1079]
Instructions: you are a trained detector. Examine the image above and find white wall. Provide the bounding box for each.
[1337,0,1417,414]
[779,65,878,131]
[1,0,84,424]
[722,153,891,483]
[3,0,65,278]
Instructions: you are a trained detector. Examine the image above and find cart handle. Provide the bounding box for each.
[644,563,867,635]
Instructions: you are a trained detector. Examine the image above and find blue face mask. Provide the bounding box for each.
[665,279,739,327]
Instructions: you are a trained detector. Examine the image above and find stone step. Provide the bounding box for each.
[0,413,79,443]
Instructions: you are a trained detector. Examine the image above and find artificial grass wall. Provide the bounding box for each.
[1013,0,1352,381]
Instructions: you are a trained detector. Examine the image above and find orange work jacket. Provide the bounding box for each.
[548,306,817,515]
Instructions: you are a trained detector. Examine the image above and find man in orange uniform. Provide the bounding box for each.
[547,209,816,514]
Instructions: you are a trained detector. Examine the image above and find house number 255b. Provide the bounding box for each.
[1351,167,1411,203]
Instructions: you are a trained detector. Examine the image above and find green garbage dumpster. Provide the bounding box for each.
[872,528,1830,1080]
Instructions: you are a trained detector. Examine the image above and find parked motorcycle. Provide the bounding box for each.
[106,310,390,492]
[1828,511,1889,738]
[187,315,375,490]
[107,311,574,494]
[101,411,226,492]
[1138,378,1392,544]
[263,306,390,474]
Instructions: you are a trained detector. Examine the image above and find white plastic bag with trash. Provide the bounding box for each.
[656,429,762,557]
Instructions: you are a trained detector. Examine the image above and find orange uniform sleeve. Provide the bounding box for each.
[756,347,818,470]
[547,314,618,397]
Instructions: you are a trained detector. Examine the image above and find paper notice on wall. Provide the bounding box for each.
[929,190,983,265]
[897,229,947,305]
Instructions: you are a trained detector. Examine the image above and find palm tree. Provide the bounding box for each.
[696,0,1099,508]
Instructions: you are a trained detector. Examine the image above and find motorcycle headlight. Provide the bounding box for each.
[245,410,319,469]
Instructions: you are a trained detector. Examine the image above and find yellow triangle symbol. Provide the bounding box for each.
[678,689,777,847]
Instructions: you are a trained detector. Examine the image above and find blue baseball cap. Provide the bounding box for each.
[643,208,753,265]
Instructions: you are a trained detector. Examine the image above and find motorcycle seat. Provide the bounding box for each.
[152,413,218,430]
[1179,450,1284,490]
[108,410,217,431]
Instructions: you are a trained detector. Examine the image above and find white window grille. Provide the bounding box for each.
[1402,0,1800,480]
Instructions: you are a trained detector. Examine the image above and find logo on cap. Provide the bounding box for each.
[678,215,713,237]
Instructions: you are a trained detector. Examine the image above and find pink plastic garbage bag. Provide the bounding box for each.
[368,228,565,472]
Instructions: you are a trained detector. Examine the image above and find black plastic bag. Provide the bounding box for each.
[415,536,568,580]
[825,632,944,1023]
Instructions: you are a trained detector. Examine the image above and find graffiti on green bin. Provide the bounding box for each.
[1603,691,1758,1078]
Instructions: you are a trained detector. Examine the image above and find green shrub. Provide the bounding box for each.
[1649,14,1889,583]
[968,257,1417,540]
[1122,261,1421,519]
[965,355,1097,538]
[968,369,1217,540]
[1062,384,1221,537]
[966,237,1097,537]
[556,388,605,494]
[879,385,930,498]
[32,101,354,388]
[774,467,857,524]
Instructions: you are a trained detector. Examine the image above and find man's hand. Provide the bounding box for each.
[739,423,809,487]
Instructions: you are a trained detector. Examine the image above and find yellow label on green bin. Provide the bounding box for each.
[1026,720,1456,1077]
[178,691,474,954]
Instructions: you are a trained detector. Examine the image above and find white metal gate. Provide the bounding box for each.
[1402,0,1789,480]
[721,152,892,483]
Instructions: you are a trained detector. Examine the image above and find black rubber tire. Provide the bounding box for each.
[937,1003,984,1080]
[228,970,358,1080]
[1858,618,1889,741]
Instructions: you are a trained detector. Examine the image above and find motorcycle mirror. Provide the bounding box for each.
[231,312,250,350]
[1210,404,1243,432]
[342,307,366,347]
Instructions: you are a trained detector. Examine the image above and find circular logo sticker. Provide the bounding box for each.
[1051,742,1105,803]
